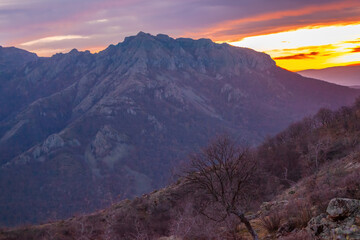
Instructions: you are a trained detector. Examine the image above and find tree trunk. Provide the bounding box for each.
[230,208,259,240]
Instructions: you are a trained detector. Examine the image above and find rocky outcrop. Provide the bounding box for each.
[90,125,127,158]
[42,134,65,153]
[1,32,360,226]
[327,198,360,220]
[260,200,289,214]
[307,198,360,239]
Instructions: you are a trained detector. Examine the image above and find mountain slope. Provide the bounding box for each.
[0,32,359,226]
[1,97,360,240]
[0,46,38,72]
[298,64,360,87]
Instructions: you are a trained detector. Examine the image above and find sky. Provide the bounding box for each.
[1,0,360,71]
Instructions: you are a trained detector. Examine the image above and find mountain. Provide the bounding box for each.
[0,46,38,72]
[0,32,359,226]
[298,64,360,87]
[2,98,360,240]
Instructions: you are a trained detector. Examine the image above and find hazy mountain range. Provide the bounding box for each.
[298,64,360,88]
[0,32,359,226]
[2,82,360,240]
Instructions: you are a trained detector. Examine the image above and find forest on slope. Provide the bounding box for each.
[1,99,360,240]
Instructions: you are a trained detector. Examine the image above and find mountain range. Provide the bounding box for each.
[297,64,360,88]
[2,84,360,240]
[0,32,359,226]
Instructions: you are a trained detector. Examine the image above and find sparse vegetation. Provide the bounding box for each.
[259,212,282,234]
[2,99,360,239]
[285,200,313,230]
[183,135,259,239]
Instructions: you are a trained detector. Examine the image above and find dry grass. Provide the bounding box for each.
[259,212,282,234]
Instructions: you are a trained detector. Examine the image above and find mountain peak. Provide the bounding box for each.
[68,48,80,55]
[0,32,359,228]
[156,33,173,43]
[0,46,38,71]
[136,31,151,37]
[96,32,278,74]
[122,31,155,45]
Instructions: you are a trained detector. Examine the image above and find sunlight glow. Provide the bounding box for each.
[229,23,360,71]
[330,52,360,64]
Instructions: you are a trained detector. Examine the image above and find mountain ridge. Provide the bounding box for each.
[298,64,360,87]
[0,32,359,226]
[2,95,360,240]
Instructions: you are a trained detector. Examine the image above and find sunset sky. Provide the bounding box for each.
[1,0,360,71]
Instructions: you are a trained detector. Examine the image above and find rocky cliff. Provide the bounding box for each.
[0,32,359,226]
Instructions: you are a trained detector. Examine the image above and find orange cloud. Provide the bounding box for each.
[351,47,360,53]
[270,45,338,71]
[274,52,320,60]
[343,38,360,44]
[228,22,360,71]
[191,0,360,42]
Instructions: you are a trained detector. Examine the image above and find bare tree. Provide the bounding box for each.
[307,135,331,172]
[127,218,151,240]
[75,219,94,240]
[169,199,229,240]
[315,108,333,127]
[184,135,259,240]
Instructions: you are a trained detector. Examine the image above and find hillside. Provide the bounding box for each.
[0,32,359,226]
[1,99,360,240]
[298,64,360,87]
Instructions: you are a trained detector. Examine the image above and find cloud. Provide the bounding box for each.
[343,38,360,44]
[351,47,360,52]
[230,24,360,54]
[20,35,90,46]
[2,0,360,57]
[88,19,109,24]
[274,52,320,60]
[192,0,360,41]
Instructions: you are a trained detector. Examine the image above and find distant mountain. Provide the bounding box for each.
[298,64,360,87]
[0,32,359,226]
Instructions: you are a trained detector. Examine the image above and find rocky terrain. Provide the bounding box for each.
[1,98,360,239]
[0,32,359,226]
[307,198,360,239]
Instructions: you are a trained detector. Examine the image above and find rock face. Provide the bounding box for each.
[308,198,360,239]
[260,200,289,214]
[327,198,360,220]
[0,32,359,226]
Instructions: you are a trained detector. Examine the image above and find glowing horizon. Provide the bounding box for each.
[16,23,360,72]
[2,0,360,71]
[229,23,360,71]
[13,23,360,71]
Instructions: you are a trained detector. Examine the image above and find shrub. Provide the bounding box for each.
[343,171,360,199]
[308,185,337,213]
[282,200,313,230]
[259,212,282,234]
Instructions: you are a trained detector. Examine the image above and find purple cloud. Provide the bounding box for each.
[1,0,359,56]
